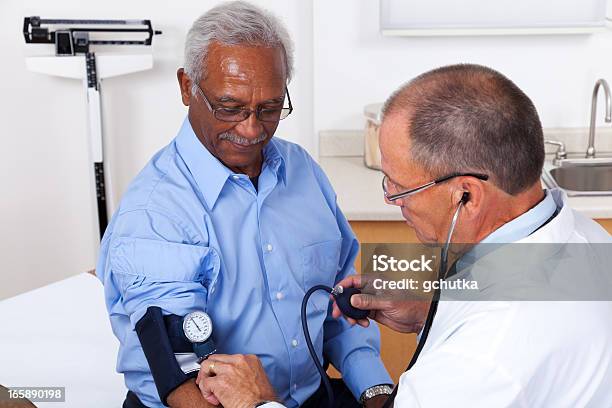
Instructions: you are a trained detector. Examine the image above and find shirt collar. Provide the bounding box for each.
[175,117,287,209]
[480,189,558,244]
[262,138,287,186]
[175,118,231,209]
[457,189,558,272]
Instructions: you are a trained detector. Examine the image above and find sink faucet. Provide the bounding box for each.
[545,140,567,166]
[586,78,612,158]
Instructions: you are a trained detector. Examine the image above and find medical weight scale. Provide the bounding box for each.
[23,17,161,245]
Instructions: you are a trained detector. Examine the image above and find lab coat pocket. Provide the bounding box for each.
[110,237,220,287]
[301,238,342,312]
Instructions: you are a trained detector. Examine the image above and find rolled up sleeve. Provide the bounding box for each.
[107,209,220,328]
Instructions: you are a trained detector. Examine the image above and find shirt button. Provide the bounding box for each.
[276,291,284,300]
[232,175,239,180]
[293,383,298,391]
[291,339,298,348]
[265,243,273,252]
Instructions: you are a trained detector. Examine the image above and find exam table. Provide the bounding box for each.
[0,273,125,407]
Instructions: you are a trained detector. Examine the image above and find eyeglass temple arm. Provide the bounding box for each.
[384,179,436,201]
[433,173,489,184]
[285,87,293,111]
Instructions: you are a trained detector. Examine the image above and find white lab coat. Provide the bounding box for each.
[263,189,612,408]
[394,189,612,407]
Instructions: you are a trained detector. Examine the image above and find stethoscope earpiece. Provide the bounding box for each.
[461,192,470,204]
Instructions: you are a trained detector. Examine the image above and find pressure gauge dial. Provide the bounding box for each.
[183,311,213,343]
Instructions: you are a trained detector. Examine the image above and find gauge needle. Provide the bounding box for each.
[191,317,202,331]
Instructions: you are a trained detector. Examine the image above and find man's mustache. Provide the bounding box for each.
[219,132,267,146]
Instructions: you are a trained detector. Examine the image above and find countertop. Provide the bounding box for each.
[319,129,612,221]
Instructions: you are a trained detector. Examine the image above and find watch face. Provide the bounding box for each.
[183,311,213,343]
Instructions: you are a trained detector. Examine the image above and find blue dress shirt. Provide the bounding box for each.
[97,118,391,407]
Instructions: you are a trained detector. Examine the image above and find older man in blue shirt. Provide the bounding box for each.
[96,2,391,408]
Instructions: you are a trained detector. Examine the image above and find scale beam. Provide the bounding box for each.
[23,16,160,251]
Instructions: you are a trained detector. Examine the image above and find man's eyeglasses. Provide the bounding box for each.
[194,83,293,123]
[382,172,489,202]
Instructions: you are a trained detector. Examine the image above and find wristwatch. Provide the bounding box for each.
[253,402,275,407]
[359,384,393,405]
[182,311,216,361]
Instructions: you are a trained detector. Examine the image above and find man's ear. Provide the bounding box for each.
[177,68,192,107]
[453,178,485,218]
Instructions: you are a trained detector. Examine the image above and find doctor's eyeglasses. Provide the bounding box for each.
[382,172,489,202]
[194,83,293,123]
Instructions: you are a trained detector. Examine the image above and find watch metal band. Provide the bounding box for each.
[253,401,275,407]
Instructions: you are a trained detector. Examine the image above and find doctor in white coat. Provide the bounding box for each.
[194,64,612,407]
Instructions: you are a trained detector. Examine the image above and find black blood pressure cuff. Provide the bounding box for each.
[135,307,199,406]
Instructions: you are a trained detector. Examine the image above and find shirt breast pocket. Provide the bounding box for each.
[301,238,342,313]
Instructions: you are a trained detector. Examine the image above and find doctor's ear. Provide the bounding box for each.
[454,180,485,215]
[177,68,192,107]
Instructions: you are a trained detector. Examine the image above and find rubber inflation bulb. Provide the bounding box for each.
[333,287,370,320]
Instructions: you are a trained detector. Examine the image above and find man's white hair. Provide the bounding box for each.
[184,1,294,94]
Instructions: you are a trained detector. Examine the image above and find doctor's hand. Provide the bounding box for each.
[331,275,431,333]
[195,354,278,408]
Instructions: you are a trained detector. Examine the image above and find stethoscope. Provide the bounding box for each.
[440,192,469,279]
[301,192,469,408]
[380,191,469,408]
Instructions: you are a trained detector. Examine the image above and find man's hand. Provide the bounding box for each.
[331,275,430,333]
[166,378,217,408]
[196,354,278,408]
[364,394,391,408]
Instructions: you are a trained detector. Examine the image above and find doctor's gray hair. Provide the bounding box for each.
[382,64,544,196]
[184,1,294,93]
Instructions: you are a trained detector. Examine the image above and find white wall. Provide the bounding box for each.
[3,0,612,299]
[313,0,612,132]
[0,0,313,299]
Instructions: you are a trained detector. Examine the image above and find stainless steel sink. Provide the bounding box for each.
[541,79,612,196]
[542,160,612,196]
